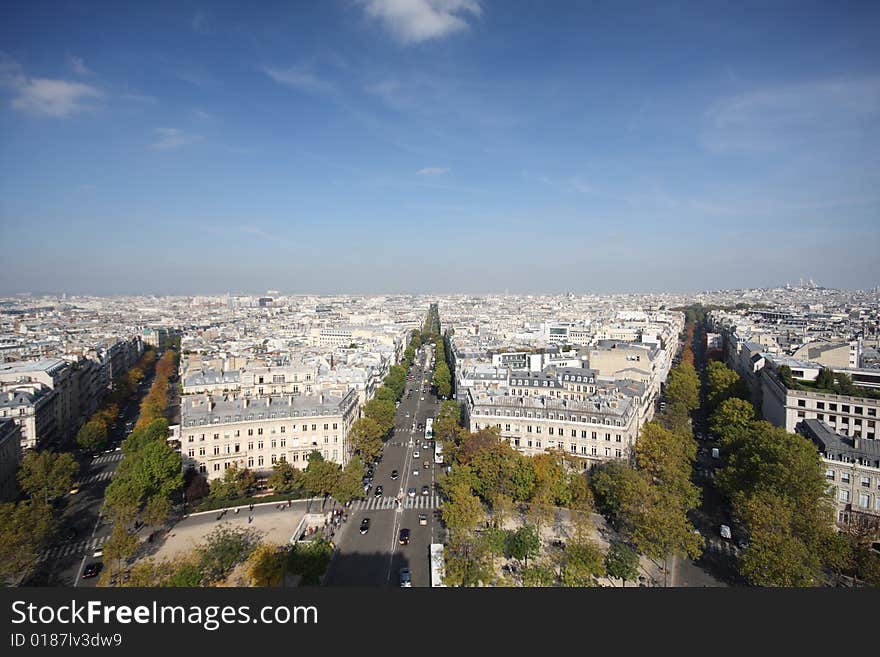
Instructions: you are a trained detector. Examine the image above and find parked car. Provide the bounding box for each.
[711,448,720,459]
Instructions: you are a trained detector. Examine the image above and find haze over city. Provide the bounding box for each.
[2,0,879,295]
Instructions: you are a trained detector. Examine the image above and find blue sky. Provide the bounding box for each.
[1,0,879,295]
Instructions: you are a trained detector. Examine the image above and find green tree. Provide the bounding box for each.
[332,456,365,504]
[521,562,557,587]
[142,495,172,527]
[17,450,79,505]
[665,362,700,411]
[267,460,303,494]
[302,452,341,497]
[706,361,748,410]
[0,501,56,584]
[738,490,822,587]
[196,524,261,584]
[710,397,756,448]
[363,398,396,434]
[443,532,494,587]
[348,417,384,463]
[248,544,288,587]
[103,524,140,578]
[76,418,108,452]
[104,474,145,525]
[442,482,485,534]
[505,524,540,566]
[132,439,183,500]
[561,535,606,587]
[604,541,640,587]
[373,386,398,404]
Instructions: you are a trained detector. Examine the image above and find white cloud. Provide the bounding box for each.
[358,0,482,44]
[703,78,880,152]
[417,166,449,176]
[148,127,203,150]
[192,108,216,120]
[1,53,102,118]
[67,55,93,76]
[263,65,333,94]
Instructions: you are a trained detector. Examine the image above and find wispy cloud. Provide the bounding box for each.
[417,166,449,176]
[190,9,213,34]
[263,65,334,94]
[120,92,158,104]
[702,77,880,152]
[67,54,93,76]
[358,0,482,44]
[148,127,203,150]
[1,52,102,118]
[192,108,216,120]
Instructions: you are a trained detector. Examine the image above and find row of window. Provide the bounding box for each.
[836,488,880,511]
[511,437,623,458]
[205,448,338,472]
[476,408,623,426]
[826,470,880,488]
[797,399,877,416]
[187,435,339,454]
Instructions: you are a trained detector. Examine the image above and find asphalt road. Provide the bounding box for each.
[324,346,444,587]
[25,368,158,587]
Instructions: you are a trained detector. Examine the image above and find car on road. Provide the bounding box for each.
[408,487,416,497]
[418,513,428,526]
[82,563,102,579]
[421,397,424,401]
[696,432,703,440]
[390,470,399,480]
[69,486,80,495]
[93,548,103,558]
[421,485,430,496]
[422,442,430,449]
[411,469,419,477]
[399,567,412,587]
[413,450,420,458]
[398,528,410,545]
[711,448,720,459]
[720,524,732,540]
[360,518,370,534]
[375,485,383,497]
[423,460,430,469]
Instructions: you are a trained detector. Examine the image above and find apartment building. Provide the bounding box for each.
[175,389,359,480]
[464,366,643,468]
[797,419,880,528]
[762,369,879,440]
[0,418,22,502]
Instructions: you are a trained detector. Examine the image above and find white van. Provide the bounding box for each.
[720,525,732,540]
[711,447,720,459]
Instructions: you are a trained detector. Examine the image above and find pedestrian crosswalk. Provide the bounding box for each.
[349,495,441,511]
[91,452,124,466]
[80,471,113,485]
[41,535,108,561]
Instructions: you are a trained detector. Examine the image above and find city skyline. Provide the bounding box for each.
[2,1,880,295]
